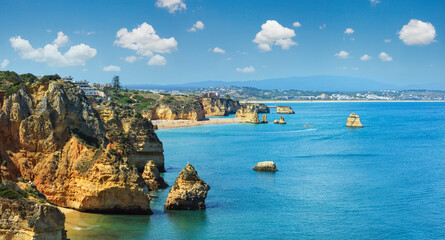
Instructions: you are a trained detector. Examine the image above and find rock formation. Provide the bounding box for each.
[274,119,279,124]
[346,113,363,128]
[164,163,210,210]
[142,161,168,191]
[235,107,260,124]
[149,102,205,121]
[261,114,268,123]
[0,80,160,214]
[200,97,241,116]
[277,106,295,114]
[241,103,270,113]
[252,161,278,171]
[279,116,286,124]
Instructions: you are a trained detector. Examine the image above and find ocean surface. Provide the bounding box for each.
[65,102,445,239]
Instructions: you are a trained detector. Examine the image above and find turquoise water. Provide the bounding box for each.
[65,102,445,239]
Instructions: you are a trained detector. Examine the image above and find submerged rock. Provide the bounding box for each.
[164,163,210,210]
[253,161,278,172]
[346,113,363,128]
[142,160,168,191]
[235,107,260,124]
[261,114,268,123]
[277,106,295,114]
[279,116,286,124]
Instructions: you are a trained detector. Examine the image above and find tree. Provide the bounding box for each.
[112,75,121,90]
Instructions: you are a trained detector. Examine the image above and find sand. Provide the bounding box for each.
[153,118,243,130]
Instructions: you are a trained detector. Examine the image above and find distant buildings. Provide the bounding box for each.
[62,76,104,97]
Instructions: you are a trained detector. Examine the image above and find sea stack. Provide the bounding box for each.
[235,107,261,124]
[274,119,279,124]
[261,114,268,123]
[346,113,363,128]
[277,106,295,114]
[253,161,278,171]
[279,116,286,124]
[142,160,168,191]
[164,163,210,210]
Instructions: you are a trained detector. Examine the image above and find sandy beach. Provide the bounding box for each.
[153,118,242,130]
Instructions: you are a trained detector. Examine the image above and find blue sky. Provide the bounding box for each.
[0,0,443,87]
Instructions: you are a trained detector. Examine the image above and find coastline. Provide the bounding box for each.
[243,100,445,103]
[153,118,242,130]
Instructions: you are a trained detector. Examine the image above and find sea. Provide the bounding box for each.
[64,102,445,239]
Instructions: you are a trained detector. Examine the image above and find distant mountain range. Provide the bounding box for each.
[128,76,445,91]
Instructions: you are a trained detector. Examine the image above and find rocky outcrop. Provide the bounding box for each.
[277,106,295,114]
[273,116,286,124]
[235,108,260,124]
[274,119,279,124]
[142,161,168,191]
[149,102,205,121]
[346,113,363,128]
[0,81,157,214]
[252,161,278,172]
[242,103,270,113]
[200,97,241,116]
[164,163,210,210]
[261,114,268,123]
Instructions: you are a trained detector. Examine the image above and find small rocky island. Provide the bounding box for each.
[274,116,286,124]
[253,161,278,172]
[142,161,168,191]
[277,106,295,114]
[346,113,364,128]
[164,163,210,210]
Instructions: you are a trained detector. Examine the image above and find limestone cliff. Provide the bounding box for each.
[277,106,295,114]
[142,161,168,191]
[200,97,241,116]
[0,80,159,214]
[242,103,270,113]
[253,161,278,171]
[164,163,210,210]
[235,107,260,124]
[346,113,363,128]
[149,102,205,121]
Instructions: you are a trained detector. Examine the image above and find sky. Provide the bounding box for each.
[0,0,444,87]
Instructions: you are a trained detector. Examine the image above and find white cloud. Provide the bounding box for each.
[344,28,354,34]
[236,66,255,73]
[147,54,167,66]
[379,52,392,62]
[87,31,95,35]
[370,0,380,5]
[335,50,350,59]
[398,19,436,45]
[103,65,121,72]
[114,22,177,66]
[293,21,301,28]
[319,24,326,30]
[155,0,186,13]
[10,32,96,67]
[384,39,391,43]
[225,57,231,61]
[124,56,138,63]
[212,47,225,54]
[188,21,204,32]
[46,29,52,33]
[1,59,10,68]
[360,54,371,61]
[253,20,296,51]
[351,67,359,71]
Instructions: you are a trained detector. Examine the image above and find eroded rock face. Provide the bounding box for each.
[261,114,268,123]
[164,163,210,210]
[253,161,278,172]
[142,161,168,191]
[242,103,270,113]
[346,113,363,128]
[235,107,260,124]
[0,81,156,214]
[200,97,241,116]
[279,116,286,124]
[277,106,295,114]
[149,103,205,121]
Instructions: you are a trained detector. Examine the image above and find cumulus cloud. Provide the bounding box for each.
[188,21,204,32]
[344,28,354,34]
[212,47,225,54]
[148,54,167,66]
[124,56,138,63]
[335,50,350,59]
[293,21,301,28]
[360,54,371,61]
[253,20,296,51]
[379,52,392,62]
[155,0,186,13]
[1,59,9,68]
[103,65,121,72]
[115,22,177,66]
[398,19,436,45]
[384,39,391,43]
[236,66,255,73]
[10,32,96,67]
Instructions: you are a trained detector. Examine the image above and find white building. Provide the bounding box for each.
[73,80,102,97]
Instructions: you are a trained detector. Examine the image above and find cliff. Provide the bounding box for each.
[241,103,270,113]
[200,97,241,116]
[149,102,205,121]
[142,161,168,191]
[277,106,295,114]
[235,107,260,124]
[0,80,161,214]
[164,163,210,210]
[346,113,363,128]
